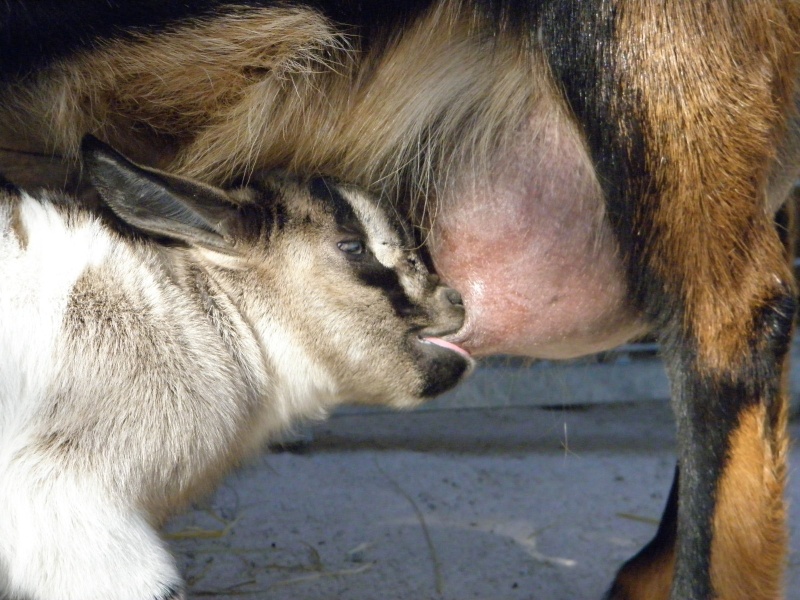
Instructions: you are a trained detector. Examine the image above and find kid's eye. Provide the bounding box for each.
[337,240,365,255]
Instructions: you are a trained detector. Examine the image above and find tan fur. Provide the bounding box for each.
[3,7,346,165]
[6,194,28,250]
[614,1,800,373]
[710,400,789,600]
[0,2,544,216]
[612,551,674,600]
[605,378,791,600]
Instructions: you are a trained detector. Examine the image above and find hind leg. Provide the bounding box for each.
[606,198,800,600]
[606,359,791,600]
[542,2,798,598]
[0,457,184,600]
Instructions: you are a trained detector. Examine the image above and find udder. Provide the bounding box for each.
[431,110,647,359]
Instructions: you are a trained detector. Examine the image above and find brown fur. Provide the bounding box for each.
[614,1,799,371]
[617,380,798,600]
[607,3,799,598]
[612,550,675,600]
[711,401,790,600]
[6,194,28,250]
[0,2,542,214]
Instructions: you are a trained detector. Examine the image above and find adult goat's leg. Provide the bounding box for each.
[544,2,799,598]
[611,5,797,599]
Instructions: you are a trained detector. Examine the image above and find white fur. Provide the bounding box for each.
[0,194,110,433]
[0,464,181,600]
[0,196,179,600]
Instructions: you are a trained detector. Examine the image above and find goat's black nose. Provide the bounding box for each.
[444,287,463,307]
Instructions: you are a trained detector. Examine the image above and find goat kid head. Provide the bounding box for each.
[82,135,473,409]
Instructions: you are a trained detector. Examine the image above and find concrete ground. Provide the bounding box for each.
[164,401,800,600]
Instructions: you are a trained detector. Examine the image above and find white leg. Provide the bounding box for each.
[0,457,183,600]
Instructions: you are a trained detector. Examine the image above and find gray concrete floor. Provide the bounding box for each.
[164,401,800,599]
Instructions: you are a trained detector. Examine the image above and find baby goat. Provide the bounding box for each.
[0,136,472,600]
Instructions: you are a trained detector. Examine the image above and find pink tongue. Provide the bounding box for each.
[421,336,472,359]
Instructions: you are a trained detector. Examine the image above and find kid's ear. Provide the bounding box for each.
[81,135,238,252]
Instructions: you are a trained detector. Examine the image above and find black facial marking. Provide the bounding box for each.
[225,201,272,244]
[240,176,287,231]
[419,349,470,397]
[309,177,360,230]
[356,262,419,319]
[308,177,424,319]
[271,198,288,231]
